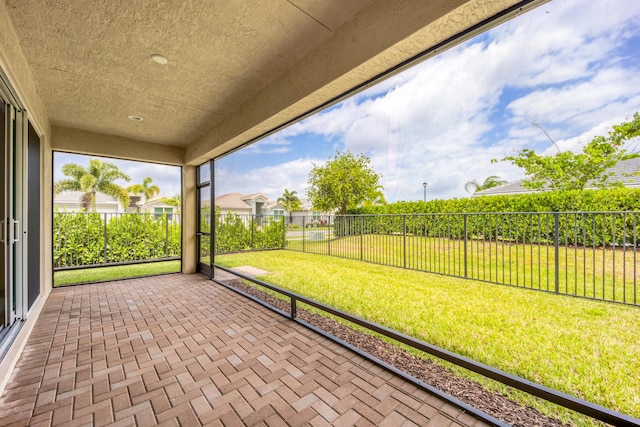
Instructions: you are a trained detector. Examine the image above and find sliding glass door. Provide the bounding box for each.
[0,92,39,342]
[0,99,20,336]
[0,101,6,333]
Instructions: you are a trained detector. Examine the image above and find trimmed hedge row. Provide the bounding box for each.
[351,188,640,215]
[53,213,181,268]
[337,189,640,246]
[201,213,286,255]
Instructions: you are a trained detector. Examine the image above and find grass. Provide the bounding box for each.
[54,260,181,286]
[215,250,640,426]
[286,234,639,304]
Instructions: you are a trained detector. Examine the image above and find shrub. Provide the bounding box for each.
[53,212,181,268]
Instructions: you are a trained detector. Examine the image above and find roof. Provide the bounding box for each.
[475,158,640,196]
[215,193,252,210]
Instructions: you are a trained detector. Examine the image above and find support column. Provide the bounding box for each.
[182,165,197,273]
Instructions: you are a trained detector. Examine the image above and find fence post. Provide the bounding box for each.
[282,216,286,249]
[251,215,255,251]
[360,217,363,261]
[403,215,407,268]
[103,213,108,265]
[165,215,169,257]
[328,216,331,256]
[463,214,468,278]
[554,212,560,294]
[303,216,306,252]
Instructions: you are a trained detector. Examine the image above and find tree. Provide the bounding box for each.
[465,175,507,193]
[277,189,302,225]
[161,194,181,207]
[161,194,181,213]
[54,158,131,211]
[495,113,640,191]
[127,177,161,202]
[307,151,382,215]
[361,185,387,207]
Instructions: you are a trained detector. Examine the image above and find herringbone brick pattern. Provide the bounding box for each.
[0,273,488,426]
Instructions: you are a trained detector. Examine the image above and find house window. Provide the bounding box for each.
[129,195,141,208]
[273,209,284,219]
[154,207,173,220]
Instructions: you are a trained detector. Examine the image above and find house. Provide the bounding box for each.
[0,0,548,423]
[53,191,179,216]
[215,192,285,219]
[143,196,180,218]
[53,191,123,213]
[475,158,640,197]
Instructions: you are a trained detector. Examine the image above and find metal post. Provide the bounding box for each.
[302,216,306,252]
[554,212,560,293]
[290,297,297,320]
[251,215,255,251]
[360,217,363,261]
[103,213,108,265]
[282,215,286,249]
[463,214,468,278]
[403,215,407,268]
[328,216,331,256]
[165,215,169,257]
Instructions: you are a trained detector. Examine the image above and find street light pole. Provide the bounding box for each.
[422,182,428,202]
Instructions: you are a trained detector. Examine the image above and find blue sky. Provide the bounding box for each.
[216,0,640,202]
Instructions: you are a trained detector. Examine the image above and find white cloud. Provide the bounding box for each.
[215,157,318,201]
[216,0,640,202]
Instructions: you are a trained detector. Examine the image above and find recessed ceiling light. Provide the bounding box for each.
[151,54,168,65]
[128,115,143,121]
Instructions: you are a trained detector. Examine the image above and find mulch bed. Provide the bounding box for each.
[221,278,574,427]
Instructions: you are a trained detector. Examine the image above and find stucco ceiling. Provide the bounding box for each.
[5,0,372,145]
[4,0,534,164]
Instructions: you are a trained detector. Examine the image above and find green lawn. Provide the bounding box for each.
[286,234,639,304]
[216,250,640,426]
[54,260,181,286]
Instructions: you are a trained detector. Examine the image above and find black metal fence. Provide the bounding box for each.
[53,212,181,270]
[213,213,286,254]
[285,212,639,306]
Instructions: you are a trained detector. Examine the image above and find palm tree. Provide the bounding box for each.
[161,194,181,207]
[362,185,387,207]
[127,177,161,204]
[54,159,131,211]
[465,175,507,193]
[161,194,182,213]
[277,189,302,225]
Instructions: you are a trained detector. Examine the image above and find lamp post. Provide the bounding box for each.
[422,182,428,202]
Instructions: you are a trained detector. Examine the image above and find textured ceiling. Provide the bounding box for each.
[4,0,372,147]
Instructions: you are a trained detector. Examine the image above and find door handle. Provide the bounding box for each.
[10,219,19,243]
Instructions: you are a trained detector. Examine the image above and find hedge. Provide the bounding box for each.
[53,212,181,268]
[200,213,285,255]
[350,188,640,215]
[337,189,640,246]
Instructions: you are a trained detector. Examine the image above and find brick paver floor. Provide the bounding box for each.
[0,273,490,426]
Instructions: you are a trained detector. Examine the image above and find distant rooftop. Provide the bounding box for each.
[475,158,640,197]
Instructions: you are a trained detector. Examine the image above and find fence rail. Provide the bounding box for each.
[283,212,639,306]
[53,212,182,270]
